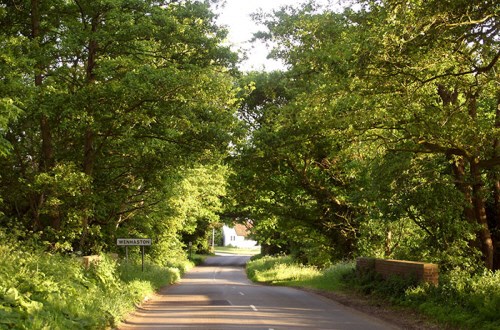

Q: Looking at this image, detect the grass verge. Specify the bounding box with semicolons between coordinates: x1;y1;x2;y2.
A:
246;255;352;290
215;246;261;255
188;253;208;265
246;255;500;330
0;240;193;329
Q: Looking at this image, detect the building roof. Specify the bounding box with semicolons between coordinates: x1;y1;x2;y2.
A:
234;223;250;237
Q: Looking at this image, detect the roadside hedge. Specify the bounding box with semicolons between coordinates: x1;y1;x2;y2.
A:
0;233;190;329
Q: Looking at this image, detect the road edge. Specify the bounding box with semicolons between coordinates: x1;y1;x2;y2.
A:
295;287;453;330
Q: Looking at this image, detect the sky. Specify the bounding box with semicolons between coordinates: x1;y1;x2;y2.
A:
214;0;311;71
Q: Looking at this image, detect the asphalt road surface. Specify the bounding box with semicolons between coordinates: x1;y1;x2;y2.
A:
119;254;399;330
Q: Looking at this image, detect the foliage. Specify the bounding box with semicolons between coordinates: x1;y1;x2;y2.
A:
308;262;356;291
247;255;321;284
0;0;239;255
247;254;354;291
344;267;500;329
1;0;499;325
403;269;500;329
230;0;500;270
0;97;20;157
214;246;261;255
247;254;500;329
347;0;500;269
230;69;360;267
0;2;239;326
0;231;190;330
186;254;208;266
176;164;229;254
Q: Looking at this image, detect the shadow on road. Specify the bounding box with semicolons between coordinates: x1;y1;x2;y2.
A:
119;254;398;330
201;254;252;267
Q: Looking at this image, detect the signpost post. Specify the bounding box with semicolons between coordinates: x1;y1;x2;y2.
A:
117;238;152;272
212;228;215;251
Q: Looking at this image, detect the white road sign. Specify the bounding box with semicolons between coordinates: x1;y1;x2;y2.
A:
117;238;152;246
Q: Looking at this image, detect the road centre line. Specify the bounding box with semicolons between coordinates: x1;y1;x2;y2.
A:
239;292;245;295
250;304;258;311
212;267;219;281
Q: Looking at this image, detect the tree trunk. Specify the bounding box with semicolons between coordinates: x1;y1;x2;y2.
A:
470;161;494;270
83;129;95;177
80;14;100;252
466;91;494;269
448;155;476;224
493;177;500;270
31;0;42;231
384;230;392;257
31;0;56;230
492;94;500;269
83;16;98;177
31;0;54;172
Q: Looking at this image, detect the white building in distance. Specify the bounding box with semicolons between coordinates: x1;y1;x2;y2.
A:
222;223;258;248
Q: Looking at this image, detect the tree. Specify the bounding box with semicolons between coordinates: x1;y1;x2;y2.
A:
349;0;500;269
229;68;361;266
175;164;229;253
0;0;239;254
234;0;500;269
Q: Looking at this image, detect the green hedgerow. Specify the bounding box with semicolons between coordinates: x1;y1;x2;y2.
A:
0;231;190;330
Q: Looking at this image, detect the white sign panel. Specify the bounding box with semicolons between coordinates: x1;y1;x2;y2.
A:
117;238;152;246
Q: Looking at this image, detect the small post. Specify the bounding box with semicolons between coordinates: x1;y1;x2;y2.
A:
117;238;151;271
212;228;215;250
141;246;145;272
189;241;192;259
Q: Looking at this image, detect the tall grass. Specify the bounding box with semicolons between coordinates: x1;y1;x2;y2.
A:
247;255;500;330
215;246;261;255
0;239;192;329
403;270;500;329
246;255;352;288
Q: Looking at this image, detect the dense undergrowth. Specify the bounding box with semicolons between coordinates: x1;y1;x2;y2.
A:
247;255;500;330
0;233;193;330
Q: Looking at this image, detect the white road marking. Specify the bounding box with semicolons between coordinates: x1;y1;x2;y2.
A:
212;268;220;281
239;292;245;295
250;304;258;311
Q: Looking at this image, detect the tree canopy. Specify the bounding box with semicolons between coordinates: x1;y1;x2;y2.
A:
0;0;238;256
229;0;500;270
1;0;499;272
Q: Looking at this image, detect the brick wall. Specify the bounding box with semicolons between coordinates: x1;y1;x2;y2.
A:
80;253;119;268
356;257;439;285
81;255;101;268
